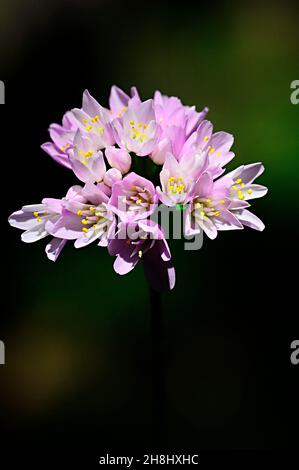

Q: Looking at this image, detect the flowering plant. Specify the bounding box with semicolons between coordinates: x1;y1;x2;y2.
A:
8;86;267;291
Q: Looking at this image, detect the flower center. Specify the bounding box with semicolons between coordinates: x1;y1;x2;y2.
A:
122;185;154;213
33;210;49;223
192;197;225;219
77;204;107;233
82;116;104;136
129;120;148;143
230;178;252;200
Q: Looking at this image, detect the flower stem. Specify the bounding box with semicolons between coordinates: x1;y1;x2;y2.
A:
149;287;165;448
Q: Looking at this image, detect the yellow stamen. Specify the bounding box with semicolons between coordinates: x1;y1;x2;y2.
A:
77;210;82;216
82;227;89;233
238;190;244;200
204;135;209;141
200;211;205;217
81;219;88;225
232;185;237;190
236;178;242;184
220;199;225;204
247;189;253;194
33;211;39;217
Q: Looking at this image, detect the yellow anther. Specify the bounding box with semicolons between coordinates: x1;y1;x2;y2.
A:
98;127;104;134
247;189;253;194
130;120;135;125
136;199;142;205
204;135;209;141
178;176;183;181
121;106;127;112
44;211;49;216
89;207;95;212
236;178;242;184
200;211;205;217
138;123;143;128
82;119;87;124
215;152;220;156
143;123;148;129
138;250;143;258
77;210;82;216
170;176;175;181
206;198;211;203
81;219;88;225
82;227;89;233
37;217;42;222
232;185;237;190
238;190;244;200
93;224;98;228
33;211;39;217
207;145;211;149
95;212;102;217
220;199;225;204
195;203;201;209
209;148;215;154
82;160;87;165
169;186;174;191
240;182;245;187
86;125;92;131
214;211;220;216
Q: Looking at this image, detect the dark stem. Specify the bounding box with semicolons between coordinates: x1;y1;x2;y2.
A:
149;287;165;449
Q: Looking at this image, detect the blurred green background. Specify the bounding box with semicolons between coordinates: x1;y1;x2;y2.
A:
1;0;299;453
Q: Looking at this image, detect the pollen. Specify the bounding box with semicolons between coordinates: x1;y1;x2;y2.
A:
238;190;244;200
200;211;205;217
33;211;39;217
232;185;237;190
247;189;253;194
77;210;82;216
82;227;89;233
81;219;88;225
220;199;225;204
86;125;92;132
204;135;209;141
209;148;215;154
214;211;220;216
89;207;95;212
236;178;242;184
130;120;135;125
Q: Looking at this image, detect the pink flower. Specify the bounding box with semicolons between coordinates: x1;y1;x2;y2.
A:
68;130;106;183
71;90;115;149
113;100;157;156
185;172;243;240
157;151;208;207
108;220;175;291
41;111;78;169
47;182;115;249
8;197;67;261
109;172;158;222
108;85;141;119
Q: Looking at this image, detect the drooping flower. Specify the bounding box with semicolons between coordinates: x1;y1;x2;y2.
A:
109;172;158;222
108;219;175;291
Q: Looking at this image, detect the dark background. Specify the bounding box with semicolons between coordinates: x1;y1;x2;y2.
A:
0;0;299;461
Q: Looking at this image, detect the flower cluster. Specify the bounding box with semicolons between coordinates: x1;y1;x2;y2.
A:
8;86;267;291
